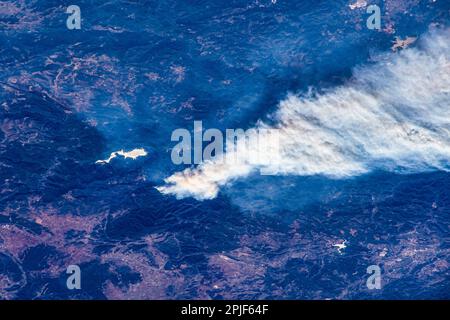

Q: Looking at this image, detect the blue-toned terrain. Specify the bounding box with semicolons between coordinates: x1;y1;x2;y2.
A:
0;0;449;299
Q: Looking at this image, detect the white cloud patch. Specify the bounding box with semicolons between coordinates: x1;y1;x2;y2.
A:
157;28;450;200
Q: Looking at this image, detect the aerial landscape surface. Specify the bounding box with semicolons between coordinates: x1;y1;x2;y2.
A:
0;0;449;299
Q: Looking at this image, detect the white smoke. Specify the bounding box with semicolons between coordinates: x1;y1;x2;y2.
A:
157;28;450;200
